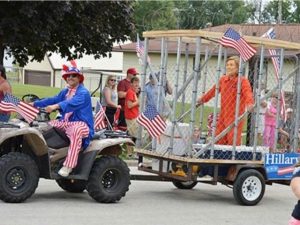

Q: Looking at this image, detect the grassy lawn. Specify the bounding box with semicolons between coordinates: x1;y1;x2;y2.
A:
8;84;62;119
173;101;213;129
11;83;62;99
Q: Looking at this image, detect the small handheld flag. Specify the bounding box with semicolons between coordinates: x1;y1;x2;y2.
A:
0;93;39;123
94;101;106;130
219;27;256;61
262;28;286;121
136;34;151;64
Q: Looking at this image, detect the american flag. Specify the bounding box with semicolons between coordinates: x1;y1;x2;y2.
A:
136;34;151;64
113;108;120;128
207;113;219;136
277;165;294;176
94;101;106;130
262;28;286;121
0;93;39;123
137;105;166;138
219;27;256;61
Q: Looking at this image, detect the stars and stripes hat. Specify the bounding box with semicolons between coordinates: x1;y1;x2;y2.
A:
62;60;84;83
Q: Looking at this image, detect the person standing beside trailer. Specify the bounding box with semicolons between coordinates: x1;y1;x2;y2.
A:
101;75;121;127
196;56;254;145
278;108;294;152
124;76;140;140
263;94;278;153
117;68;139;129
0;65;12;122
144;72;172;120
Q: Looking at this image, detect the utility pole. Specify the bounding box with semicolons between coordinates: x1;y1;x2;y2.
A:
258;0;262;24
278;0;282;24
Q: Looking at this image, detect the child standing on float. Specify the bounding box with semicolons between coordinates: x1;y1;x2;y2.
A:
263;95;278;152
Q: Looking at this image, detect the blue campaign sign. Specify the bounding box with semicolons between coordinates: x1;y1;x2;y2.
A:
264;153;300;180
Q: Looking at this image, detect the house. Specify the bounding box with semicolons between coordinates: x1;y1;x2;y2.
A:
22;51;124;92
113;24;300;104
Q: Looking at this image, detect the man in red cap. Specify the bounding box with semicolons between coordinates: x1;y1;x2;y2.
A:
117;68;138;128
33;61;94;177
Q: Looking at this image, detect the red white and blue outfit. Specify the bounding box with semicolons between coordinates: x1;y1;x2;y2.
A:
34;84;94;169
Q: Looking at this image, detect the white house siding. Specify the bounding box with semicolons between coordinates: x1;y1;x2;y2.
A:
24;51;124;89
54;70;65;89
266;58;296;93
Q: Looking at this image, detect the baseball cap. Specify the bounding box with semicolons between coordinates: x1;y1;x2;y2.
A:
286;108;293;113
127;68;138;75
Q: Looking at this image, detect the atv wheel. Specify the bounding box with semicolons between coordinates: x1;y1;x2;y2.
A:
233;169;265;206
56;179;86;193
172;181;198;189
0;152;39;203
87;156;130;203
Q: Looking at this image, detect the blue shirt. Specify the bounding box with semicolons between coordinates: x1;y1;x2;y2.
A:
34;84;94;148
145;82;159;107
145;82;171;118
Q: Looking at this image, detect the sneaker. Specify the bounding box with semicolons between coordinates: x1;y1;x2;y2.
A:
58;166;73;177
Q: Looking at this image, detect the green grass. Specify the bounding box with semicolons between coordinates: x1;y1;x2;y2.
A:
11;83;62;99
8;84;62;119
172;101;213;130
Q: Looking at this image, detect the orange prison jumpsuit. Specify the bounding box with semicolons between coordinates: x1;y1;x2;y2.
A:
201;75;254;145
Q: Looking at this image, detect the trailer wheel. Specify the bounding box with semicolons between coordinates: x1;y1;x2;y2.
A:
86;156;130;203
172;181;197;189
233;169;265;206
0;152;39;203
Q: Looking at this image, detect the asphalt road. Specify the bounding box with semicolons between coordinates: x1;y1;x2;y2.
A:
0;168;295;225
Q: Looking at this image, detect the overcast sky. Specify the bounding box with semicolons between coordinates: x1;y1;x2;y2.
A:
3;51;13;67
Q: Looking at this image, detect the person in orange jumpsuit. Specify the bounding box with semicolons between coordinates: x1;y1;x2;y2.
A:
197;56;254;145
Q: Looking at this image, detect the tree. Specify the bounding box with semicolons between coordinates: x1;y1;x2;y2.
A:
0;1;134;66
261;0;295;23
291;0;300;22
133;0;255;36
180;0;255;28
133;1;177;39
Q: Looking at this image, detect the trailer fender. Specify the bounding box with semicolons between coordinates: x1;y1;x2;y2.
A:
226;164;267;182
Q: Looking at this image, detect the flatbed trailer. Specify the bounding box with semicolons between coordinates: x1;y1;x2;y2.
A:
131;28;300;205
131;148;293;205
